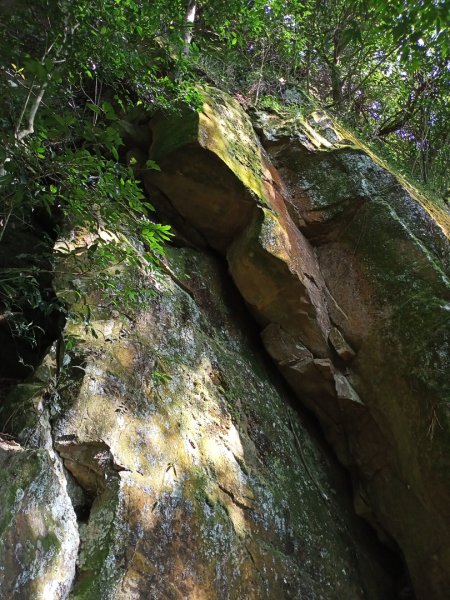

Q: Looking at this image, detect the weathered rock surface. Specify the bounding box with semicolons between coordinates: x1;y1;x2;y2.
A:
1;86;449;599
256;110;450;599
0;438;78;598
2;247;393;599
144;89;450;599
145;86;268;252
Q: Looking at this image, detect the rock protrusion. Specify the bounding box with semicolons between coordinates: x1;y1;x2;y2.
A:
0;442;79;599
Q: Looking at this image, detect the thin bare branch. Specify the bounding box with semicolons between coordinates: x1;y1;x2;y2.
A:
15;80;49;141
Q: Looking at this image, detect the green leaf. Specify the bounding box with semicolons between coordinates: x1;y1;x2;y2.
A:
102;101;117;120
145;160;161;171
24;59;47;81
87;103;101;114
0;174;13;186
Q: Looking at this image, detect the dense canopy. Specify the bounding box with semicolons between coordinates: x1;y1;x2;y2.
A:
0;0;449;342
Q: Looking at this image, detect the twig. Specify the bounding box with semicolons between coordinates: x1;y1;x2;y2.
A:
0;204;14;243
15;80;49;141
255;45;268;106
287;410;330;503
14;76;37;137
182;0;197;55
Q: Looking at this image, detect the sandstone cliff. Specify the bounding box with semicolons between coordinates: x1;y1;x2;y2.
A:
1;86;448;599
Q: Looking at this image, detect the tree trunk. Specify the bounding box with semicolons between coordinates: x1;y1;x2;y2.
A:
330;24;344;110
183;0;197;55
330;62;344;110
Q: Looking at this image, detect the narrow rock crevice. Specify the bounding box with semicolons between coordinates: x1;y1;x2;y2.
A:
52;430;126;597
161;229;411;598
135;101;419;595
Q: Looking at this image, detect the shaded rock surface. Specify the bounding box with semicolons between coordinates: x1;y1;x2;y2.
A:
0;438;78;599
257;111;450;600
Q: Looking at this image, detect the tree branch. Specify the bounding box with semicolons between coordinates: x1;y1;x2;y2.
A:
182;0;197;55
15;80;49;141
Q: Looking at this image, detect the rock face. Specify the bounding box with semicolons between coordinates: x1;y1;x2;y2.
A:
0;438;78;598
144;89;450;599
1;249;392;599
0;86;448;599
256;111;450;600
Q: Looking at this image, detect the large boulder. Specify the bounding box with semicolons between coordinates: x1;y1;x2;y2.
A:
144;86;269;252
144;89;450;598
256;109;450;599
0;438;78;598
1;243;393;599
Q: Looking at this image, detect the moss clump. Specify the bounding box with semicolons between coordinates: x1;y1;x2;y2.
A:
70;482;124;600
150;85;269;206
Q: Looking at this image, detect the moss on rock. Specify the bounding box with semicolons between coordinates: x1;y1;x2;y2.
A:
0;443;78;599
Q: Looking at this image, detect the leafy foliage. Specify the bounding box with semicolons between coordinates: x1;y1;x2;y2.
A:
0;0;184;354
0;0;449;365
192;0;450;195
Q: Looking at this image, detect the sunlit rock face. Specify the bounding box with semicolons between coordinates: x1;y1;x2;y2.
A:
61;249;396;599
144;89;450;599
1;87;448;599
1;247;392;599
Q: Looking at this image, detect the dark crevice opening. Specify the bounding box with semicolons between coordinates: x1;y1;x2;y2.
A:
61;468;98;596
0;208;66;382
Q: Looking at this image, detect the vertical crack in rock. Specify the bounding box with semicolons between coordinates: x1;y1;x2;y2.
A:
52;434;131;597
142;88;443;597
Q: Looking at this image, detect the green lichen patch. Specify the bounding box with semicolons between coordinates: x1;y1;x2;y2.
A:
0;445;78;599
150;85;269;207
45;242;394;599
70;480;125;600
255;108;450;235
